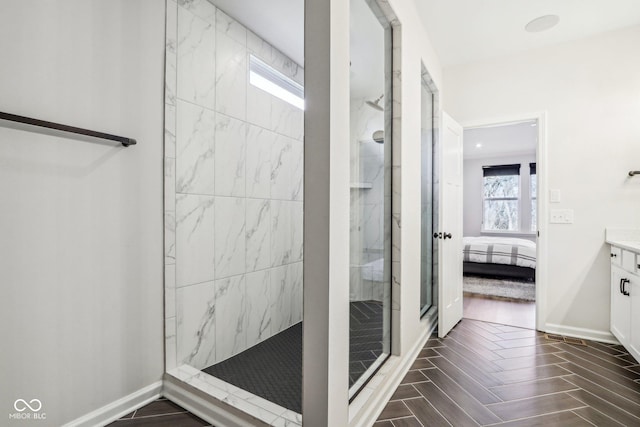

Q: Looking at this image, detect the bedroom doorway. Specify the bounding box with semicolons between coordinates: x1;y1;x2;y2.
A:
460;118;542;329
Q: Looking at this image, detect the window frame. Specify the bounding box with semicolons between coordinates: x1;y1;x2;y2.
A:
530;162;537;233
481;164;521;233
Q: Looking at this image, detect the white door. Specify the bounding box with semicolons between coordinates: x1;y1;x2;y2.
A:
438;112;464;337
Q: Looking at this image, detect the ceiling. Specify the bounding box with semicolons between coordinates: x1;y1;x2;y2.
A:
463;121;537;160
416;0;640;67
208;0;640;78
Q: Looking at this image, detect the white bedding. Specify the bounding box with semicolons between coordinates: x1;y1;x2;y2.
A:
463;236;536;269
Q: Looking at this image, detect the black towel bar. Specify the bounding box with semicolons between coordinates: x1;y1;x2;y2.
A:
0;111;136;147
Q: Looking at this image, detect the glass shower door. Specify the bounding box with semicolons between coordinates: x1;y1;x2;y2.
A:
348;0;392;396
421;65;437;315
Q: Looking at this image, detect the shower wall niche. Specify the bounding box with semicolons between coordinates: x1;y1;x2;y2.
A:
164;0;304;372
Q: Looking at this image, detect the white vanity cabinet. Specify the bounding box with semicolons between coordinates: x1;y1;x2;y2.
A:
609;245;640;362
611;264;631;344
630;273;640;360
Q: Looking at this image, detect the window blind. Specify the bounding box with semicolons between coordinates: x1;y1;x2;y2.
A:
482;164;521;177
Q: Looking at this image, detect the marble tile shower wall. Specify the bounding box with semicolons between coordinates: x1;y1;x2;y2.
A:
164;0;304;371
349;98;385;301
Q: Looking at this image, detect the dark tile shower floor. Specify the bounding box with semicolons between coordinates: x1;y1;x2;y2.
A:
203;300;384;414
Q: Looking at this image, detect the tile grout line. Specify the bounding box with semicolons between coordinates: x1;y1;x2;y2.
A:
400;396;448;427
555;350;639;384
389;415;425;427
481;407;589;427
422;374;493;425
556;342;638;370
485;388;582;407
568;388;640;423
571;409;606;427
427;361;505;404
563;373;640;416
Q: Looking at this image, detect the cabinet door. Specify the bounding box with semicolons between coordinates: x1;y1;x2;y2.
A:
611;265;631;345
628;273;640;363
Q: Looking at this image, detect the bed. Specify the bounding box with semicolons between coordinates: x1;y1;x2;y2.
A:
462;236;536;281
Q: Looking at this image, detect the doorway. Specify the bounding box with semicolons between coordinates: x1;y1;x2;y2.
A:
460;118;543;329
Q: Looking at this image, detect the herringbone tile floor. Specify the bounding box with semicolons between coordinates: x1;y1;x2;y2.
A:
375;318;640;426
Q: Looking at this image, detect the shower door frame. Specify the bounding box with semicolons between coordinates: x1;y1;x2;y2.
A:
420;63;440;320
347;0;403;401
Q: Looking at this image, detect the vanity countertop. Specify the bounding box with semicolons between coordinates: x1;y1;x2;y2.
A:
606;239;640;254
606;228;640;254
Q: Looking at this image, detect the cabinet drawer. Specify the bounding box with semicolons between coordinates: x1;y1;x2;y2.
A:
611;246;622;266
622;250;636;272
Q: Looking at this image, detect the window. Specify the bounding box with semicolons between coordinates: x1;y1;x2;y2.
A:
530;163;537;232
249;54;304;110
482;164;520;231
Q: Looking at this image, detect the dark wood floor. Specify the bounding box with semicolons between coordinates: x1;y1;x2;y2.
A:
463;294;536;330
111;318;640;427
375;318;640;426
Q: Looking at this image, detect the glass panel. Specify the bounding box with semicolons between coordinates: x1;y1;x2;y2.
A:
531;172;537;232
420;67;435;315
531;198;537;232
530;172;537;195
484;199;519;231
483;175;519;198
349;0;392;396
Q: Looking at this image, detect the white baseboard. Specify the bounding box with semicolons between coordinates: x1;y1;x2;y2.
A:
545;323;619;344
349;318;437;427
163;375;263;427
62;381;162;427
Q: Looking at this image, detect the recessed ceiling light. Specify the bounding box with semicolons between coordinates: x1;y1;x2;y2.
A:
525;15;559;33
476;143;482;148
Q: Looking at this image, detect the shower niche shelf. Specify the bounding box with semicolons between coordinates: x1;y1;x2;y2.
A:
350;182;373;189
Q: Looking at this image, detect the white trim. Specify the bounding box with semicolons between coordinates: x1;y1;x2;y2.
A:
349;320;436;427
348;353;388;400
163;376;263;427
535;112;548;332
61;381;162;427
545;323;619;344
166;366;300;426
464;148;536;161
460;111;548;332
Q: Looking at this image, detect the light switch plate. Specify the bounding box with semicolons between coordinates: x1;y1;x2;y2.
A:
550;189;561;203
550;209;574;224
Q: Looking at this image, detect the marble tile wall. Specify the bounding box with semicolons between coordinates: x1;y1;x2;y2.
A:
165;0;304;372
349;98;387;301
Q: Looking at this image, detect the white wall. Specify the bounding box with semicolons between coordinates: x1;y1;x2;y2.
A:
0;1;165;425
463;153;536;239
445;25;640;338
390;0;443;358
